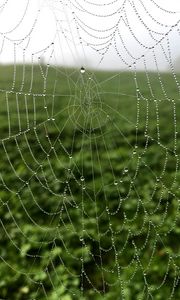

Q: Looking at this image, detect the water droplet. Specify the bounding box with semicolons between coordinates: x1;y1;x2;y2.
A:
114;180;118;186
80;67;85;74
133;150;136;155
80;176;85;182
124;168;128;173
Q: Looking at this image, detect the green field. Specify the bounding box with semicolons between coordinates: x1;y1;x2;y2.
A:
0;65;179;299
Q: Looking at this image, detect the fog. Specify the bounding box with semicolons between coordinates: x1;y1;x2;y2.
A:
0;0;180;71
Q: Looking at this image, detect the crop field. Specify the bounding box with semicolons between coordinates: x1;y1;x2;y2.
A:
0;65;179;299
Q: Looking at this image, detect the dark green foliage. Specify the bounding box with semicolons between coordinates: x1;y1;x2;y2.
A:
0;65;179;299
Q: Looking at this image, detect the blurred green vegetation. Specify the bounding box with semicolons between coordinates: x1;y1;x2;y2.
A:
0;65;179;299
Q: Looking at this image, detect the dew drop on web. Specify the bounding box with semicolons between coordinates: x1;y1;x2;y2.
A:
80;176;85;182
80;67;85;74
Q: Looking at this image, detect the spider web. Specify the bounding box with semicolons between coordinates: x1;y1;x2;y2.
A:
0;0;180;299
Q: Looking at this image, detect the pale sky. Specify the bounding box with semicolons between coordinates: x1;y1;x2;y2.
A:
0;0;180;70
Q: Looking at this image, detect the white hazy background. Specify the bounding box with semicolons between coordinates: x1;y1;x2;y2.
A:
0;0;180;71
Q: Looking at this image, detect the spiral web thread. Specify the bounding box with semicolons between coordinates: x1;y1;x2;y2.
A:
0;0;180;299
